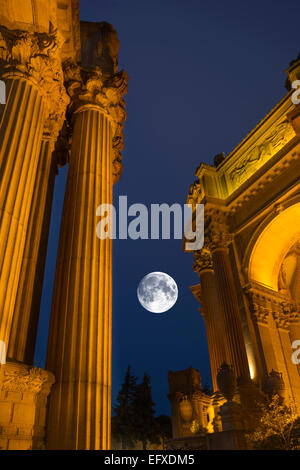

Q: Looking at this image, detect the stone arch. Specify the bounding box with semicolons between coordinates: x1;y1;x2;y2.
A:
245;198;300;291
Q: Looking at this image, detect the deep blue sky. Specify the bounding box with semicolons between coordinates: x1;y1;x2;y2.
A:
35;0;300;415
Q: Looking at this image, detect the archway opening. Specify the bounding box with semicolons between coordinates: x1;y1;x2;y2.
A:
248;203;300;291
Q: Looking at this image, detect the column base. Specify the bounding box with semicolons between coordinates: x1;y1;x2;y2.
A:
0;362;54;450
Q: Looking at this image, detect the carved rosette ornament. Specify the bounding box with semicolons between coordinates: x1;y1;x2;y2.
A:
0;25;69;139
63;59;128;183
204;208;233;252
193;247;213;274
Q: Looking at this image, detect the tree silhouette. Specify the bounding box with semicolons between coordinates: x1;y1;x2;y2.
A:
112;365;137;449
155;414;172;449
132;373;159;450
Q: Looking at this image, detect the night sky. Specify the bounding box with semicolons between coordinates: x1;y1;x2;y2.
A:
35;0;300;415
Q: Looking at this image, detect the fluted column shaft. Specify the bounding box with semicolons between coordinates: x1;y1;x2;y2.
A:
8;137;57;363
0;78;46;351
46;106;113;450
199;268;228;390
212;247;250;380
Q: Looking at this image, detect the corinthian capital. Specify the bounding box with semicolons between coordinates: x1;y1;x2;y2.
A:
0;25;69;138
204;208;232;252
1;364;55;395
193;247;213;274
63;59;128;183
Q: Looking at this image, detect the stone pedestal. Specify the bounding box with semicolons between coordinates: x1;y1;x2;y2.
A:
219;400;244;432
0;362;54;450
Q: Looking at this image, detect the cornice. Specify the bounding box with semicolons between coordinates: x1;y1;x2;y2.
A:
187;93;299;208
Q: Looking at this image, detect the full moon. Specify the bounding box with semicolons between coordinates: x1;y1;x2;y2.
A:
137;272;178;314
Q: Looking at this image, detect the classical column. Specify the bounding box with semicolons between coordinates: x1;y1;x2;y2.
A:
206;209;250;380
7;135;61;364
46;58;128;449
193;248;228;391
0;26;67;354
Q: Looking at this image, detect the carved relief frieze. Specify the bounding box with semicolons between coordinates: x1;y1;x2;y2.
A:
228;121;295;189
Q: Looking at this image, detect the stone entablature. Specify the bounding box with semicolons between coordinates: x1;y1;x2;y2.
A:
244;281;300;328
188;92;299;206
0;1;80;61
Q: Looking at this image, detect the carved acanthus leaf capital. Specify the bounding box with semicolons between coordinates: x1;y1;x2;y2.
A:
244;286;270;325
193;248;213;274
63;60;128;182
1;366;55;395
272;305;290;330
204;209;232;251
252;303;270;325
0;26;69;137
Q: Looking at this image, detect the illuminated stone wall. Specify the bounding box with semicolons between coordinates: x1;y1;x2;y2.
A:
172;55;300;448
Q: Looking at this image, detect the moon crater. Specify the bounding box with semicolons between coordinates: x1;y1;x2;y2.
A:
137;272;178;313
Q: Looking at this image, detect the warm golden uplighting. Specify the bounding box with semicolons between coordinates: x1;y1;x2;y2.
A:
248;203;300;291
249;362;255;380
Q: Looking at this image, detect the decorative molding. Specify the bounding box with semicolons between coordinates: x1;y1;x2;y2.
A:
193;248;213;274
1;365;55;394
0;25;69;138
187;179;203;205
228;150;300;214
244;282;300;328
63;59;128;183
228;121;295;189
204;208;233;251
